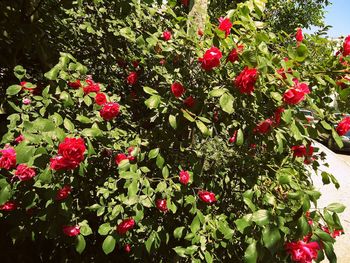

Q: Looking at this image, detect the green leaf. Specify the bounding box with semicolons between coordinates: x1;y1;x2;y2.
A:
145;231;155;253
162;166;169;178
173;226;185;239
148;148;159;159
326;203;346;213
77;115;92;124
196;120;210;136
262;226;281;250
252;210;270;226
295;43;309;62
143;86;158;95
236;129;244;146
64;118;75;131
282;109;292;124
244;240;258;263
209;88;226;97
0;185;11;204
6;85;22;96
219;93;234;114
173;246;186;257
181;109;195;122
44;67;60;80
315;229;334;243
102;235;116;255
120;27;136;42
321;121;332;130
79;224;93;236
33;118;56;132
145;95;161;109
98;223;112;235
169;115;177;129
156;154;165;168
190;215;201;233
76;235;86;254
235;214;252;233
204;251;213;263
332;129;344;148
14;65;26;80
16;143;36;164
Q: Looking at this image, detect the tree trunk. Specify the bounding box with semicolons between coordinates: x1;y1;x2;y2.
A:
187;0;209;34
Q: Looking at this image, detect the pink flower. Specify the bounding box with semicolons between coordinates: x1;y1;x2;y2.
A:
296;28;303;42
183;96;195;108
155;199;168;212
285;240;320;263
254;119;273;134
198;47;222;71
83;79;100;94
283;79;310;105
100;102;120;121
0;147;16;170
342;35;350;57
117;218;135;235
198;190;217;204
56;185;72;201
50;155;80;170
22;98;31;105
234;67;258;94
162;30;172;41
171;82;185;97
115;153;128;165
336;117;350;136
14;164;36;181
218;17;232;37
127;71;138;85
63;225;80;237
95;93;107;105
124;243;131;253
0;201;17;211
68;80;81;89
227;45;244;63
179;170;190;185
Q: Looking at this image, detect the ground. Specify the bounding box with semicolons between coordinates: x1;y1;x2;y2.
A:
312;142;350;263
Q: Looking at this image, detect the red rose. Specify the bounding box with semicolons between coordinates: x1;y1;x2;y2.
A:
336;117;350;136
283;79;310;105
95;93;107;105
56;185;72;201
179;170;190;185
183;96;195;108
14;134;25;144
218;17;232;37
171;82;185;97
124;243;131;253
50;155;79;170
198;47;222;71
343;35;350;57
162;30;172;41
197;28;204;36
155;199;168;212
254;119;273;134
0;201;17;211
58;138;86;163
117;218;135;235
229;130;238;143
14;164;36;181
132;60;139;68
63;225;80;237
68;80;81;89
295;28;303;42
83;79;100;94
273;107;285;126
0;147;16;170
100;102;120;121
227;45;244;63
291;145;313;157
127;147;138;162
115;153;128;165
285;240;319;263
20;81;36;93
234;67;258;94
198;190;217;204
181;0;189;6
127;71;138;85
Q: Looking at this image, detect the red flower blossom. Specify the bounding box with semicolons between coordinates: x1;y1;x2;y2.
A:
0;147;16;170
117;218;135;235
291;145;314;158
58;138;86;163
181;0;189;6
95;93;107;105
218;17;232;37
171;82;185;97
56;185;72;201
0;201;17;211
227;45;244;63
115;153;128;165
179;170;190;185
234;67;258;94
229;130;238;143
283;79;310;105
183;96;195;108
285;240;320;263
336;117;350;136
273;107;285;126
197;28;204;36
124;243;131;253
68;80;81;89
14;164;36;181
63;225;80;237
127;71;138;85
296;28;303;42
198;47;222;71
100;102;120;121
254;119;273;134
155;199;168;212
83;79;100;94
50;155;80;170
198;190;217;204
14;134;25;144
162;30;172;41
132;60;139;68
342;35;350;57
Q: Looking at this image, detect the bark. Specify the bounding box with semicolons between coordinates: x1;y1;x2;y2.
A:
187;0;209;34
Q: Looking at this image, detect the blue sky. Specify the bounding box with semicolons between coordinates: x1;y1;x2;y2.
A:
309;0;350;37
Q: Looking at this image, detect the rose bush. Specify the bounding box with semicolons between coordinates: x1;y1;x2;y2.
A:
1;0;349;262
